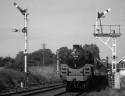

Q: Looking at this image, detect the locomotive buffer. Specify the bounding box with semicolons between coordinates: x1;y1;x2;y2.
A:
93;8;121;89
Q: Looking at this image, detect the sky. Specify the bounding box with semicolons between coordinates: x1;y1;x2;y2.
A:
0;0;125;62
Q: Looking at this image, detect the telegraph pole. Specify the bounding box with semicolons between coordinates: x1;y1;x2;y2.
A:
42;43;46;65
13;2;29;87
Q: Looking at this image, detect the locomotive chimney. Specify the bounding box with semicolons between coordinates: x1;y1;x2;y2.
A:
73;45;80;50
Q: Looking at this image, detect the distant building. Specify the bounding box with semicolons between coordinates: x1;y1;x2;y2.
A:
118;58;125;76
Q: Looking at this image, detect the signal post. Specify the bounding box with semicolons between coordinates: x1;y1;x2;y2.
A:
13;2;29;88
93;8;121;89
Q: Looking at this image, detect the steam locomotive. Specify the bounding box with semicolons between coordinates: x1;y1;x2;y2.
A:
58;45;108;91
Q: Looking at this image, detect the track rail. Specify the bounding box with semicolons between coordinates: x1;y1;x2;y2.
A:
54;91;88;96
0;82;65;96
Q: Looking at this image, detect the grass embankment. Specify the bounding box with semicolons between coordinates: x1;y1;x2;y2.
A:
0;64;61;92
29;65;61;83
0;67;25;91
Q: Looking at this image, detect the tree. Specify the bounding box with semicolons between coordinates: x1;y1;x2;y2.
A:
58;47;72;64
3;56;15;68
0;57;4;67
15;51;24;71
83;44;100;59
28;49;56;66
0;56;15;68
40;49;55;65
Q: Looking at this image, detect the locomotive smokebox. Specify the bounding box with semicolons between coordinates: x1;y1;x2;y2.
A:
73;45;80;50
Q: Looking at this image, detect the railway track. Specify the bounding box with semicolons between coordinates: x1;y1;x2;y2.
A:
25;88;88;96
0;82;89;96
54;91;88;96
0;82;65;96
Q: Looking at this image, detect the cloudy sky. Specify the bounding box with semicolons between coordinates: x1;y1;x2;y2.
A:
0;0;125;61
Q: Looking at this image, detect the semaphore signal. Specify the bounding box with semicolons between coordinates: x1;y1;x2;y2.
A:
93;8;121;89
13;2;29;88
13;2;27;15
97;8;111;19
95;8;112;33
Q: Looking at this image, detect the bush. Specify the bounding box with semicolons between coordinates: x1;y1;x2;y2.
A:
29;65;61;83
